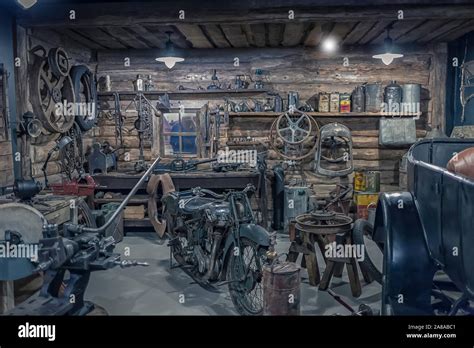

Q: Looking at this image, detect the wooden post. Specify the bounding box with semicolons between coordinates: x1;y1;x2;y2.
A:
428;43;448;134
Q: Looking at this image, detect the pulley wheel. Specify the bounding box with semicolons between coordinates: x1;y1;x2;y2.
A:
48;47;71;78
276;110;312;145
30;56;75;133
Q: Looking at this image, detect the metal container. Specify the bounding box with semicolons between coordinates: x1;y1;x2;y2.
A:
330;92;340;113
287;91;299;111
365;171;381;192
318;92;330;112
274;94;283;112
133;75;144;92
352;85;365;112
365;83;383;113
354;171;366;192
284;186;308;231
340;93;351;113
384;80;402;112
263;262;301;315
367;202;377;226
98;75;112;92
401;83;421;114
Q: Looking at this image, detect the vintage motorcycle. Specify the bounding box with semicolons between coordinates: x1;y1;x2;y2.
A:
162;184;270;315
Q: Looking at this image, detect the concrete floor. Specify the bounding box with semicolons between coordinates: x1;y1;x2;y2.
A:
86;232;382;315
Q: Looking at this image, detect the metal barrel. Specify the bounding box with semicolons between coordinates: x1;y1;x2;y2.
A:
365;171;380;192
401;83;421;113
365;83;383;113
263;262;301;315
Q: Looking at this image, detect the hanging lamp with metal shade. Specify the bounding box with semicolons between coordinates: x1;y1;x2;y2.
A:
155;31;184;69
372;27;404;65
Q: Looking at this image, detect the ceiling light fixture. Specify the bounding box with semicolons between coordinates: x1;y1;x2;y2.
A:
372;27;404;65
16;0;38;9
321;36;338;53
155;31;184;69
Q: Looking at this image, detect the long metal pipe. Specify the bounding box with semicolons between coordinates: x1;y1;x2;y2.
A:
67;156;161;234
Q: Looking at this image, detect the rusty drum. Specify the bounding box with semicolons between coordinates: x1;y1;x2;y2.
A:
263;262;301;315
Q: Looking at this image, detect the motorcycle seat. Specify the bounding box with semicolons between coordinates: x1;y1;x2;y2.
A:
181;197;219;214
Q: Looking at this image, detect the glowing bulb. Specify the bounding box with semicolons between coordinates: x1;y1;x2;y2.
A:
372;52;404;65
322;37;338;53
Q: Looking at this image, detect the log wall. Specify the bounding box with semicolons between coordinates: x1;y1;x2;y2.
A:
95;45;445;195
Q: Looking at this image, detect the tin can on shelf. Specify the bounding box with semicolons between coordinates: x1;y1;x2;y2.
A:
318;92;330;112
330;93;340;113
352;85;365;112
340;93;351;113
354;192;379;220
354;171;366;192
365;171;381;192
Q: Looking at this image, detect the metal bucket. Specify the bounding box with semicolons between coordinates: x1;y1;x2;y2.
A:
263;262;301;315
365;83;383;113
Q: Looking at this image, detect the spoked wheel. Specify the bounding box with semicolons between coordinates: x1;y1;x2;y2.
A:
227;238;267;315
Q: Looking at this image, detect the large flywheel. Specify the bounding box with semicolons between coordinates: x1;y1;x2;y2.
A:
29;47;75;134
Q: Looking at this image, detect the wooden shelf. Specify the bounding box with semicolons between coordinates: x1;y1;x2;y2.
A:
225;111;422;118
98;89;268;101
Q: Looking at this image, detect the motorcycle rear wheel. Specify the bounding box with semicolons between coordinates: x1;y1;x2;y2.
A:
227;238;267;315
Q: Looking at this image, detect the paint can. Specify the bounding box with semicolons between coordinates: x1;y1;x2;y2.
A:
318;92;330;112
263;262;301;315
365;83;383;113
365;171;380;192
352;85;365;112
330;92;340;113
340;93;351;113
354;171;366;192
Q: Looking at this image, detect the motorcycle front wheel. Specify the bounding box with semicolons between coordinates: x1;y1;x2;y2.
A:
227;238;267;315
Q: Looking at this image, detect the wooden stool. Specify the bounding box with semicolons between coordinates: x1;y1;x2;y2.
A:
319;232;374;298
287;222;327;286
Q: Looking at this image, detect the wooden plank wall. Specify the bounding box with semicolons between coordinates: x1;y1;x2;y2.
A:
22;28;95;182
95;45;444;196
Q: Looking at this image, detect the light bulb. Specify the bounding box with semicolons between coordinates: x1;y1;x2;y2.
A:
322;37;338;53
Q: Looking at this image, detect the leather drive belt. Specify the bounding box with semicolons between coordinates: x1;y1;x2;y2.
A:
147;173;176;237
